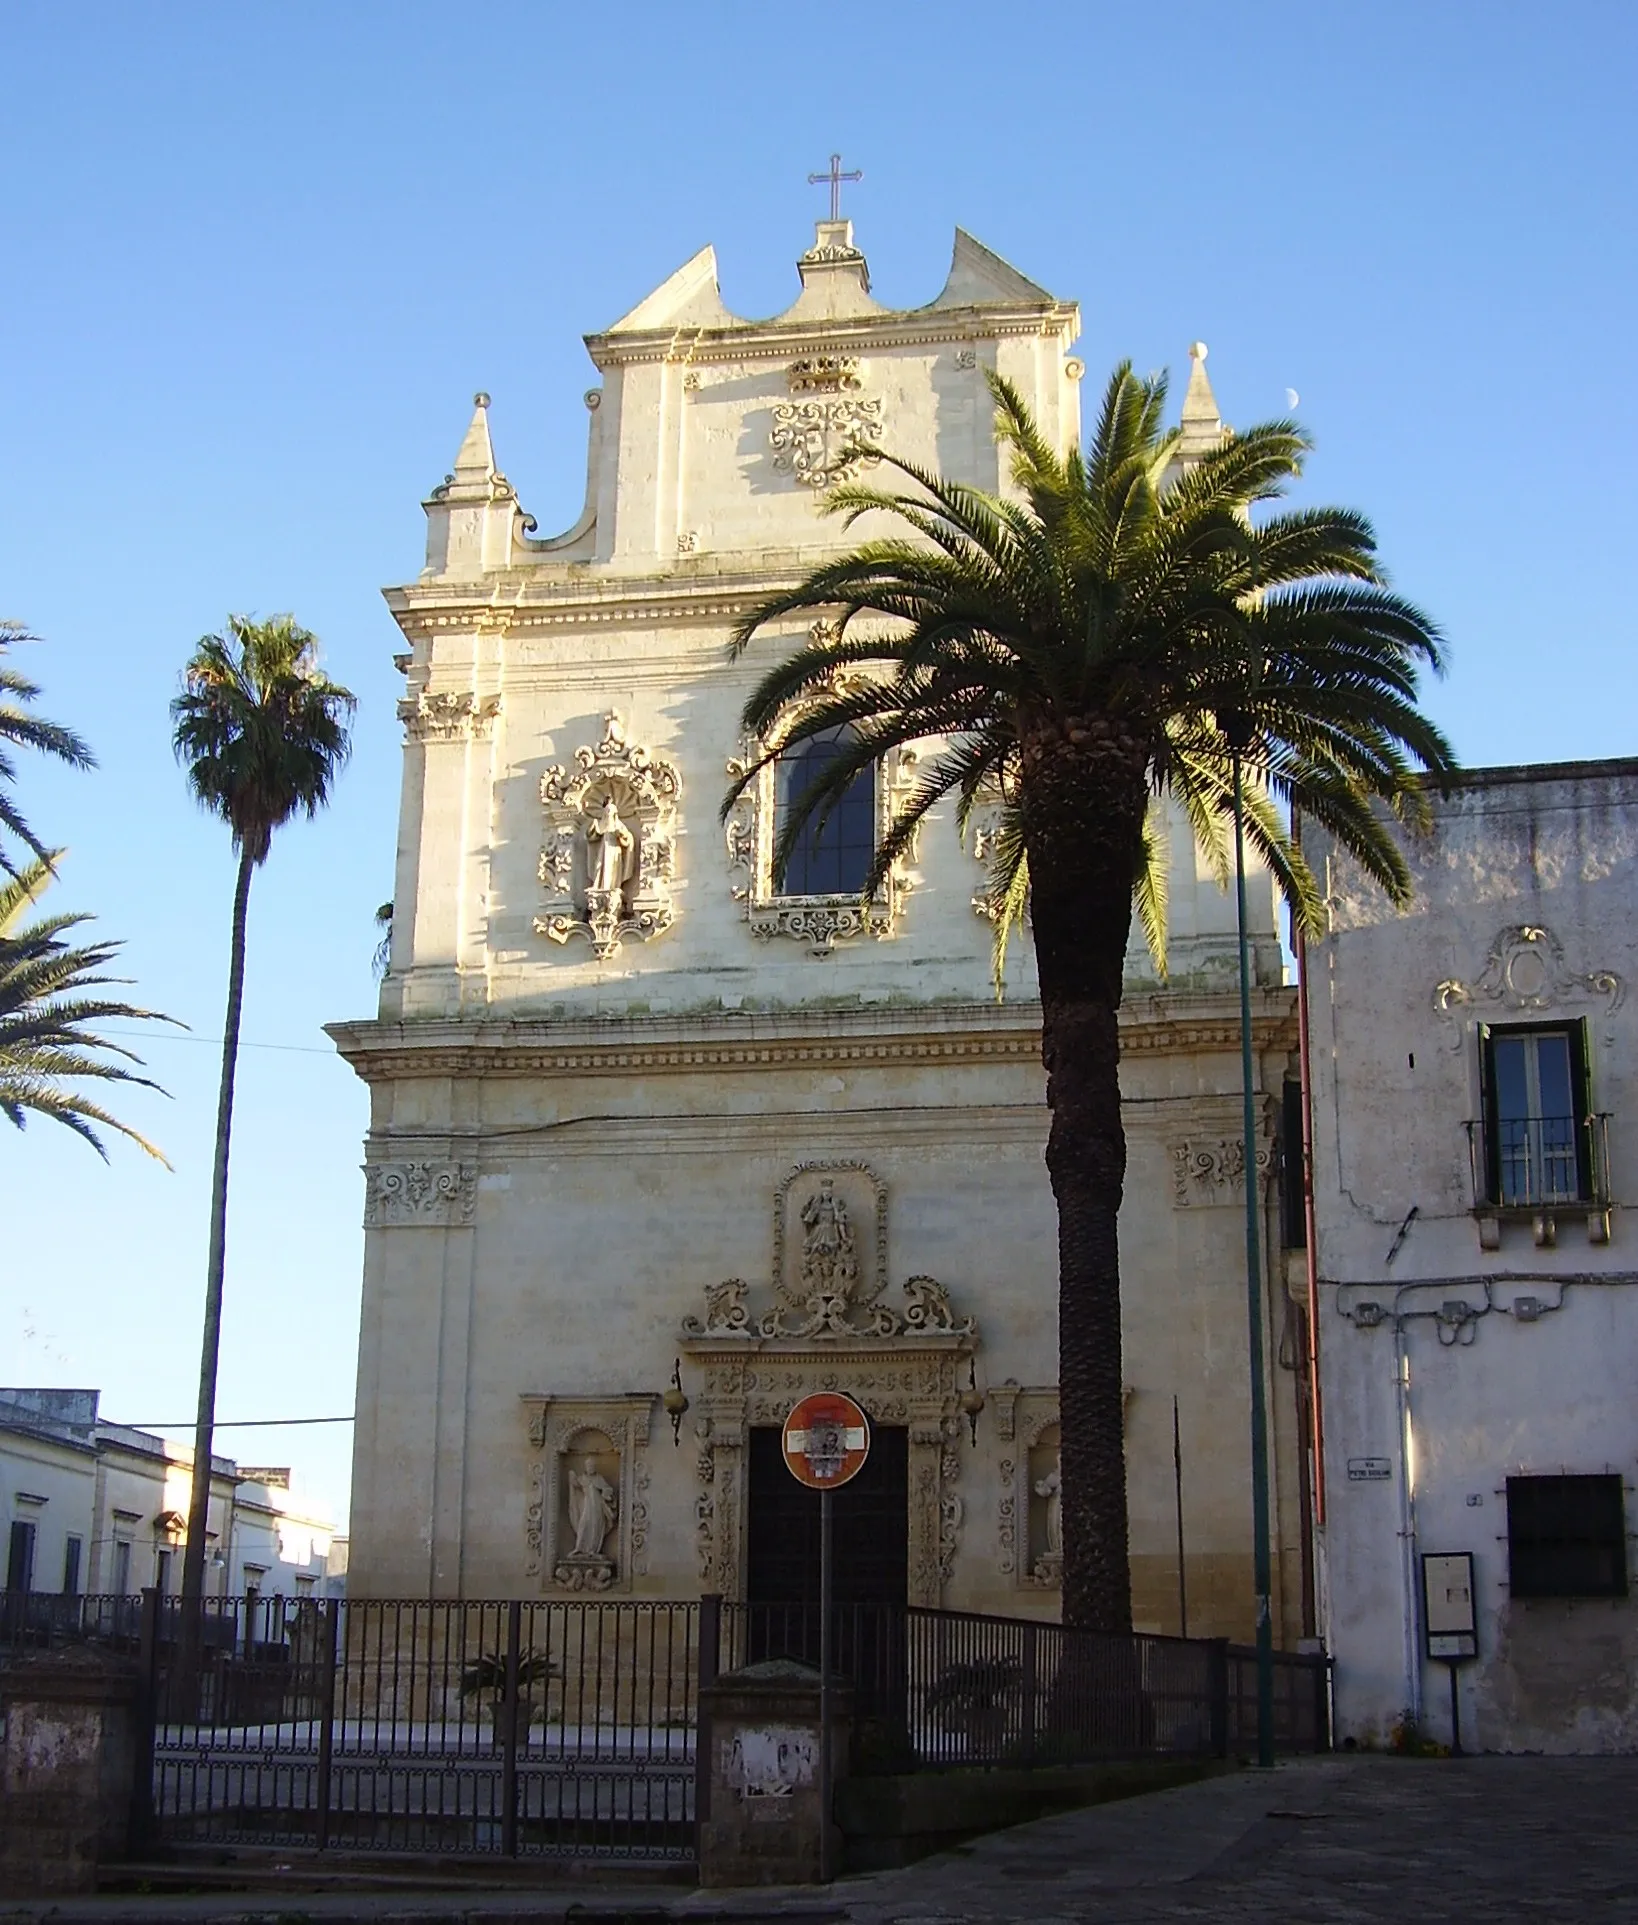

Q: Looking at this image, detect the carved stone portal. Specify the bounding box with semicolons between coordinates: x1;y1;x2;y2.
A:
678;1159;977;1606
536;713;680;960
681;1346;972;1608
520;1395;653;1593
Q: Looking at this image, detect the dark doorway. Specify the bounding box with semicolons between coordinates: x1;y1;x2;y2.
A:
744;1424;908;1719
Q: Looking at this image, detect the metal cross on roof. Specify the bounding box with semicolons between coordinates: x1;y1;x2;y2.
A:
808;153;862;222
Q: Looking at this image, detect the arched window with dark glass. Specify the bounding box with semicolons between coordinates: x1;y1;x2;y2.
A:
776;725;875;896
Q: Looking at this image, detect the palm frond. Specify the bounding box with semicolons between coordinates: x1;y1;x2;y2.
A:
0;854;177;1162
0;623;96;873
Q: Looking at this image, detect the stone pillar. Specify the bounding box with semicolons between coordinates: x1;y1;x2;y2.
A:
0;1645;142;1897
697;1658;852;1888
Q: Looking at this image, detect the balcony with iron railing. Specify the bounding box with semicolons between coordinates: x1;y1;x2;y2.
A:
1464;1112;1612;1248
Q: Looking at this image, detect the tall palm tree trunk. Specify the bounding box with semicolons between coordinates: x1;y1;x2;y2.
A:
181;846;254;1611
1020;717;1150;1634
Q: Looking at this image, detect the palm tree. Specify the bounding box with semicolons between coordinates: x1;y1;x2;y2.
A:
0;854;175;1160
171;615;355;1609
1;622;95;874
726;365;1455;1632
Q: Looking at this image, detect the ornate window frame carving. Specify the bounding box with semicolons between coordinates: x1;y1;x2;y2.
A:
519;1394;654;1594
535;712;681;961
724;674;916;955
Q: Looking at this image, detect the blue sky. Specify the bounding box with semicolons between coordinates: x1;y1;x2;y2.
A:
3;2;1632;1524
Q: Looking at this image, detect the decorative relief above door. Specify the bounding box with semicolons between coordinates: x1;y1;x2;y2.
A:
535;713;680;960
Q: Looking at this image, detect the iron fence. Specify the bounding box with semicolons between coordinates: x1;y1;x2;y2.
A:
0;1589;144;1652
137;1594;698;1861
1;1589;1328;1863
719;1601;1330;1770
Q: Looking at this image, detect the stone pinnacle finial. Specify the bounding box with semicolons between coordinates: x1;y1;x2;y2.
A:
452;392;497;480
1178;339;1224;456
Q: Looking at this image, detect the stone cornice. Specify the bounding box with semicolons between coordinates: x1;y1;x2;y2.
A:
326;990;1297;1084
383;570;808;639
582;301;1080;372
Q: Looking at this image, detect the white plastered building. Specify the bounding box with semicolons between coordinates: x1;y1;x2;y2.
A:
1307;758;1638;1750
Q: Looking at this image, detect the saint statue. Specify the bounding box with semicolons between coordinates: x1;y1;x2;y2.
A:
1035;1456;1063;1558
568;1455;617;1559
800;1177;858;1296
586;795;635;911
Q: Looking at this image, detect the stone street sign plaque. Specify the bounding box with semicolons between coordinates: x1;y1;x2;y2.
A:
1347;1456;1392;1482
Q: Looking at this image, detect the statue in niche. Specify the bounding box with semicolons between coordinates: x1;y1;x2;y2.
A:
1032;1449;1063;1587
585;794;636;915
1035;1456;1062;1558
569;1455;617;1556
800;1178;859;1297
555;1448;619;1590
536;714;681;960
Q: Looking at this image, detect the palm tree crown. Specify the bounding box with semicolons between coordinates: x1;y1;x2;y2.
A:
172;615;357;862
0;622;95;875
728;364;1456;1632
0;854;176;1161
730;367;1453;960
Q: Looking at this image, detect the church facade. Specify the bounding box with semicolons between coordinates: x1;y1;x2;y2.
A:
330;217;1310;1641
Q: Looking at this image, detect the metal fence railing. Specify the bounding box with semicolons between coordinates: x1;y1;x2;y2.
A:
0;1589;144;1652
717;1601;1330;1770
1;1589;1329;1861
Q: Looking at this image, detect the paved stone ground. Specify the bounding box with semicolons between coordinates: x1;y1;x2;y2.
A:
6;1755;1638;1922
823;1754;1638;1923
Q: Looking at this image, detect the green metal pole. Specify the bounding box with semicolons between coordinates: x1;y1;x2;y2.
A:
1232;746;1276;1769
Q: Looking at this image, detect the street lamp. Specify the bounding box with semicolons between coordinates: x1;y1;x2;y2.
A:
1224;707;1276;1770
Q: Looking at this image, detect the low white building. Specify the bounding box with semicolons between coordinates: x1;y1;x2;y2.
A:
0;1389;342;1627
1307;758;1638;1751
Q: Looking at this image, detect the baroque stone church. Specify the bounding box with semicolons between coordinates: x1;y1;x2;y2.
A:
329;210;1308;1640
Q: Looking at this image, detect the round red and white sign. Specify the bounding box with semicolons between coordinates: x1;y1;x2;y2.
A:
781;1392;871;1490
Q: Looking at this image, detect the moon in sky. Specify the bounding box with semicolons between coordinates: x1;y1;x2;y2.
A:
1284;387;1301;410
